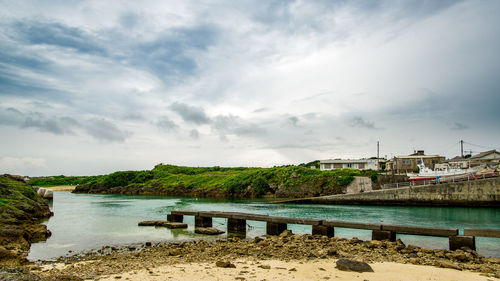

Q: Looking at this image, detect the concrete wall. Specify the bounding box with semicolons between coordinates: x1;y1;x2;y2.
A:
346;176;372;194
305;177;500;207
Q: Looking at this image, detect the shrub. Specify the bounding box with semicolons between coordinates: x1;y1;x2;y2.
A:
251;176;270;195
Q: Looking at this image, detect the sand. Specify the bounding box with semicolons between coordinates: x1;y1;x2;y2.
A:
97;259;494;281
45;185;76;191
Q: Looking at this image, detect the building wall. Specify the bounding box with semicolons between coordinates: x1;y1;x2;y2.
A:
390;156;445;173
320;161;378;171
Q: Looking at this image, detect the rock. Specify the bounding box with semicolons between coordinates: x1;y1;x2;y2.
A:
145;242;152;247
258;265;271;269
369;240;383;247
253;236;263;243
480;265;495;274
168;249;181;256
37;188;46;197
216;260;236;268
447;251;468;261
42;189;54;199
335;259;374;273
327;248;338;256
279;230;293;238
409;258;420;265
435;260;462;271
405;245;420;252
487;257;500;264
195;227;225;235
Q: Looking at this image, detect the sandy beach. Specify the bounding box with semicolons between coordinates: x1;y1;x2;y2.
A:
45;185;76;191
32;233;500;281
53;259;494;281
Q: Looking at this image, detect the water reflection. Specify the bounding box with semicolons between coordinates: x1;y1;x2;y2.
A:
28;192;500;261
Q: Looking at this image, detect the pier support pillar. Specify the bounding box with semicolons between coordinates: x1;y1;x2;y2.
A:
449;235;476;251
167;214;184;223
195;216;213;227
266;222;287;235
312;225;335;237
372;230;396;241
228;218;246;233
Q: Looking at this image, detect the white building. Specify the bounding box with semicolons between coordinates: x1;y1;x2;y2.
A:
319;159;379;171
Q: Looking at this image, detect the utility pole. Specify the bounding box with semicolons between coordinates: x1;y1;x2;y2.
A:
460;140;464;158
377;141;380;170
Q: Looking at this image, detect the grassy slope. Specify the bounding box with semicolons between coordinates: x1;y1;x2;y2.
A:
30;164;378;197
0;176;50;223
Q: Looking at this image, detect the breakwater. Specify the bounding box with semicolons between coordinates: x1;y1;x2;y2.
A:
279;177;500;207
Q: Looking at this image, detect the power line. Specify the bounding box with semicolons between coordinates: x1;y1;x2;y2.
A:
463;141;499;151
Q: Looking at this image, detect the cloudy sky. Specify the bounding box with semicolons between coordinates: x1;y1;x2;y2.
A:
1;0;499;176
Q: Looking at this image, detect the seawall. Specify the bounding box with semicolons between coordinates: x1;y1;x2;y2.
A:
281;177;500;207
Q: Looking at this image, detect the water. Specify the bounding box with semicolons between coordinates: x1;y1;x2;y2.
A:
28;192;500;260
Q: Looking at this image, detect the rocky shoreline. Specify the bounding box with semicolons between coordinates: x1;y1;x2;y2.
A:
0;175;53;267
29;231;500;280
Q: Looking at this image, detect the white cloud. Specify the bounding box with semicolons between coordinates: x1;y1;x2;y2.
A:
0;0;499;175
0;156;48;175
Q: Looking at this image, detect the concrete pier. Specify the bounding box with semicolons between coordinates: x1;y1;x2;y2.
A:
164;210;500;251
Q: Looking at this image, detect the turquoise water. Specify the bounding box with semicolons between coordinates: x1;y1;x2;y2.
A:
28;192;500;260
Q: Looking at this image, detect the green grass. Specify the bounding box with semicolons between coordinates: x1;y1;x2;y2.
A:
55;163;380;196
28;162;380;196
0;176;49;221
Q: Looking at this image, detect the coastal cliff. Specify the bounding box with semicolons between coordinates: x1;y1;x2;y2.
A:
0;175;52;266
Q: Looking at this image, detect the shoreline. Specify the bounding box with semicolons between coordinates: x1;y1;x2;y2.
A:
45;185;76;191
31;232;500;280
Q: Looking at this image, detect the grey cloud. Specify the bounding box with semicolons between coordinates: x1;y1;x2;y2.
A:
0;107;24;126
349;116;376;129
189;129;199;139
85;118;128;142
12;21;105;55
156;116;178;132
451;122;468;131
131;25;218;82
253;107;270;113
169;102;210;125
21;113;79;135
212;115;239;133
233;124;266;136
122;113;145;121
287;116;299;127
212;114;266;137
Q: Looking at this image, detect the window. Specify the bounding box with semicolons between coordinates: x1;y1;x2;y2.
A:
402;160;410;166
324;163;332;169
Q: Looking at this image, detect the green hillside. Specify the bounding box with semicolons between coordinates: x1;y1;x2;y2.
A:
31;164;379;198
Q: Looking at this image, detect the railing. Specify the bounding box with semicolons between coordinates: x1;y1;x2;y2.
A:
382;172;498;189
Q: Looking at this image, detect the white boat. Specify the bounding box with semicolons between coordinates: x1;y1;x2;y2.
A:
407;161;475;182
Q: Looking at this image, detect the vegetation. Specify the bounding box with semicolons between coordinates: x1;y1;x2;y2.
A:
28;163;380;197
28;175;99;187
0;175;51;224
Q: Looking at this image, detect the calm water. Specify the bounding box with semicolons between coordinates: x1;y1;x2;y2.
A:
28;192;500;260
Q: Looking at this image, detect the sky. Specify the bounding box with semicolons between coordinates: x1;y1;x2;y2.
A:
1;0;499;176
